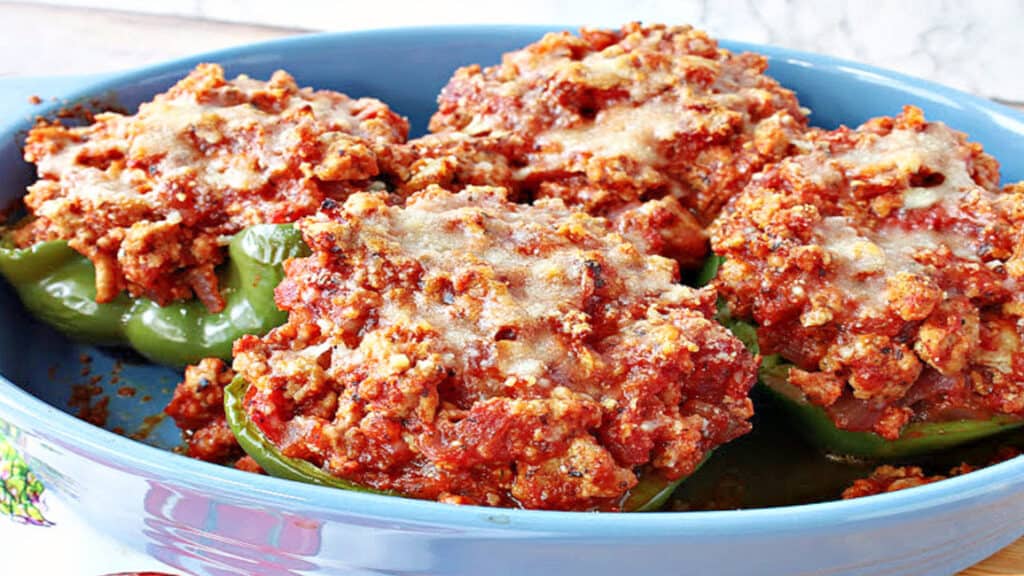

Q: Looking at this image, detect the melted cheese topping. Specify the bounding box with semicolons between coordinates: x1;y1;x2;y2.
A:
711;106;1023;436
819;218;980;315
19;63;408;305
838;125;983;212
320;187;686;390
233;185;757;509
812;124;1001;317
530;100;681;168
430;23;808;227
34;72;379;202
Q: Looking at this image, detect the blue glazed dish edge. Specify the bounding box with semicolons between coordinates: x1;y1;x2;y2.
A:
0;25;1021;575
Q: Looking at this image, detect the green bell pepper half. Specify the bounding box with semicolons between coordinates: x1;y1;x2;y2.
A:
225;376;698;510
699;253;1024;459
224;376;393;495
0;224;308;367
621;455;710;512
759;356;1024;459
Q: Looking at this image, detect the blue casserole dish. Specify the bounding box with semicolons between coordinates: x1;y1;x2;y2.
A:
0;26;1022;576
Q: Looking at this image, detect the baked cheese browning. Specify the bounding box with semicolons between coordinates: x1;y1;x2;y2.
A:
382;132;517;198
232;186;757;510
14;63;409;310
381;134;709;266
711;106;1024;439
428;23;808;266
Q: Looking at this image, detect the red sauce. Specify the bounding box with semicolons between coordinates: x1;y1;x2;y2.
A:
164;358;241;463
232;186;757;510
14;63;408;310
428;23;808;267
712;106;1024;439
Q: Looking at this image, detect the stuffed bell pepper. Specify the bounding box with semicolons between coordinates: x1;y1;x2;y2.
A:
424;23;810;269
707;106;1024;459
168;186;759;511
0;63;408;366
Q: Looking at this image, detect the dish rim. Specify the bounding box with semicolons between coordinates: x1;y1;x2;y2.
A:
1;24;1023;535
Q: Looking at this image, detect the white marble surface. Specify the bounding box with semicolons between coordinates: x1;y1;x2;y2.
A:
8;0;1024;102
0;3;289;78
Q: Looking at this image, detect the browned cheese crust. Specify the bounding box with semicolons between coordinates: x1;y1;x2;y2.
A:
712;106;1024;439
383;132;517;198
14;63;409;310
232;186;757;510
427;23;808;266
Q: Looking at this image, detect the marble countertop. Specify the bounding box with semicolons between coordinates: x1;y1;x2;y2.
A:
4;2;1022;106
0;4;1021;575
5;0;1024;105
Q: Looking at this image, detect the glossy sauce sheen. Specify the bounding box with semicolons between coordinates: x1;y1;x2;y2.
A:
232;186;757;510
711;106;1024;439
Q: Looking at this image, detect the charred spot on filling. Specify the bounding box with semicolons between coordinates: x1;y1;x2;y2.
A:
231;185;757;510
711;105;1024;440
425;23;809;267
13;63;409;310
584;259;606;289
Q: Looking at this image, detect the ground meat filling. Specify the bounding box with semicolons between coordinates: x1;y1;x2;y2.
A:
428;23;808;266
232;185;756;510
712;106;1024;440
842;447;1021;499
841;465;946;499
14;63;409;310
164;358;253;470
382;132;517;198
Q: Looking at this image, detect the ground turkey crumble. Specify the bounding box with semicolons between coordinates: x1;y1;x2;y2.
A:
228;185;757;510
13;63;408;310
711;106;1024;440
164;357;262;473
842;447;1021;499
426;22;808;267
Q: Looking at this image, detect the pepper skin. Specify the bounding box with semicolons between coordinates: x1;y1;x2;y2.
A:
700;255;1024;459
224;376;391;495
0;224;307;367
620;456;711;512
225;376;696;511
759;357;1024;460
